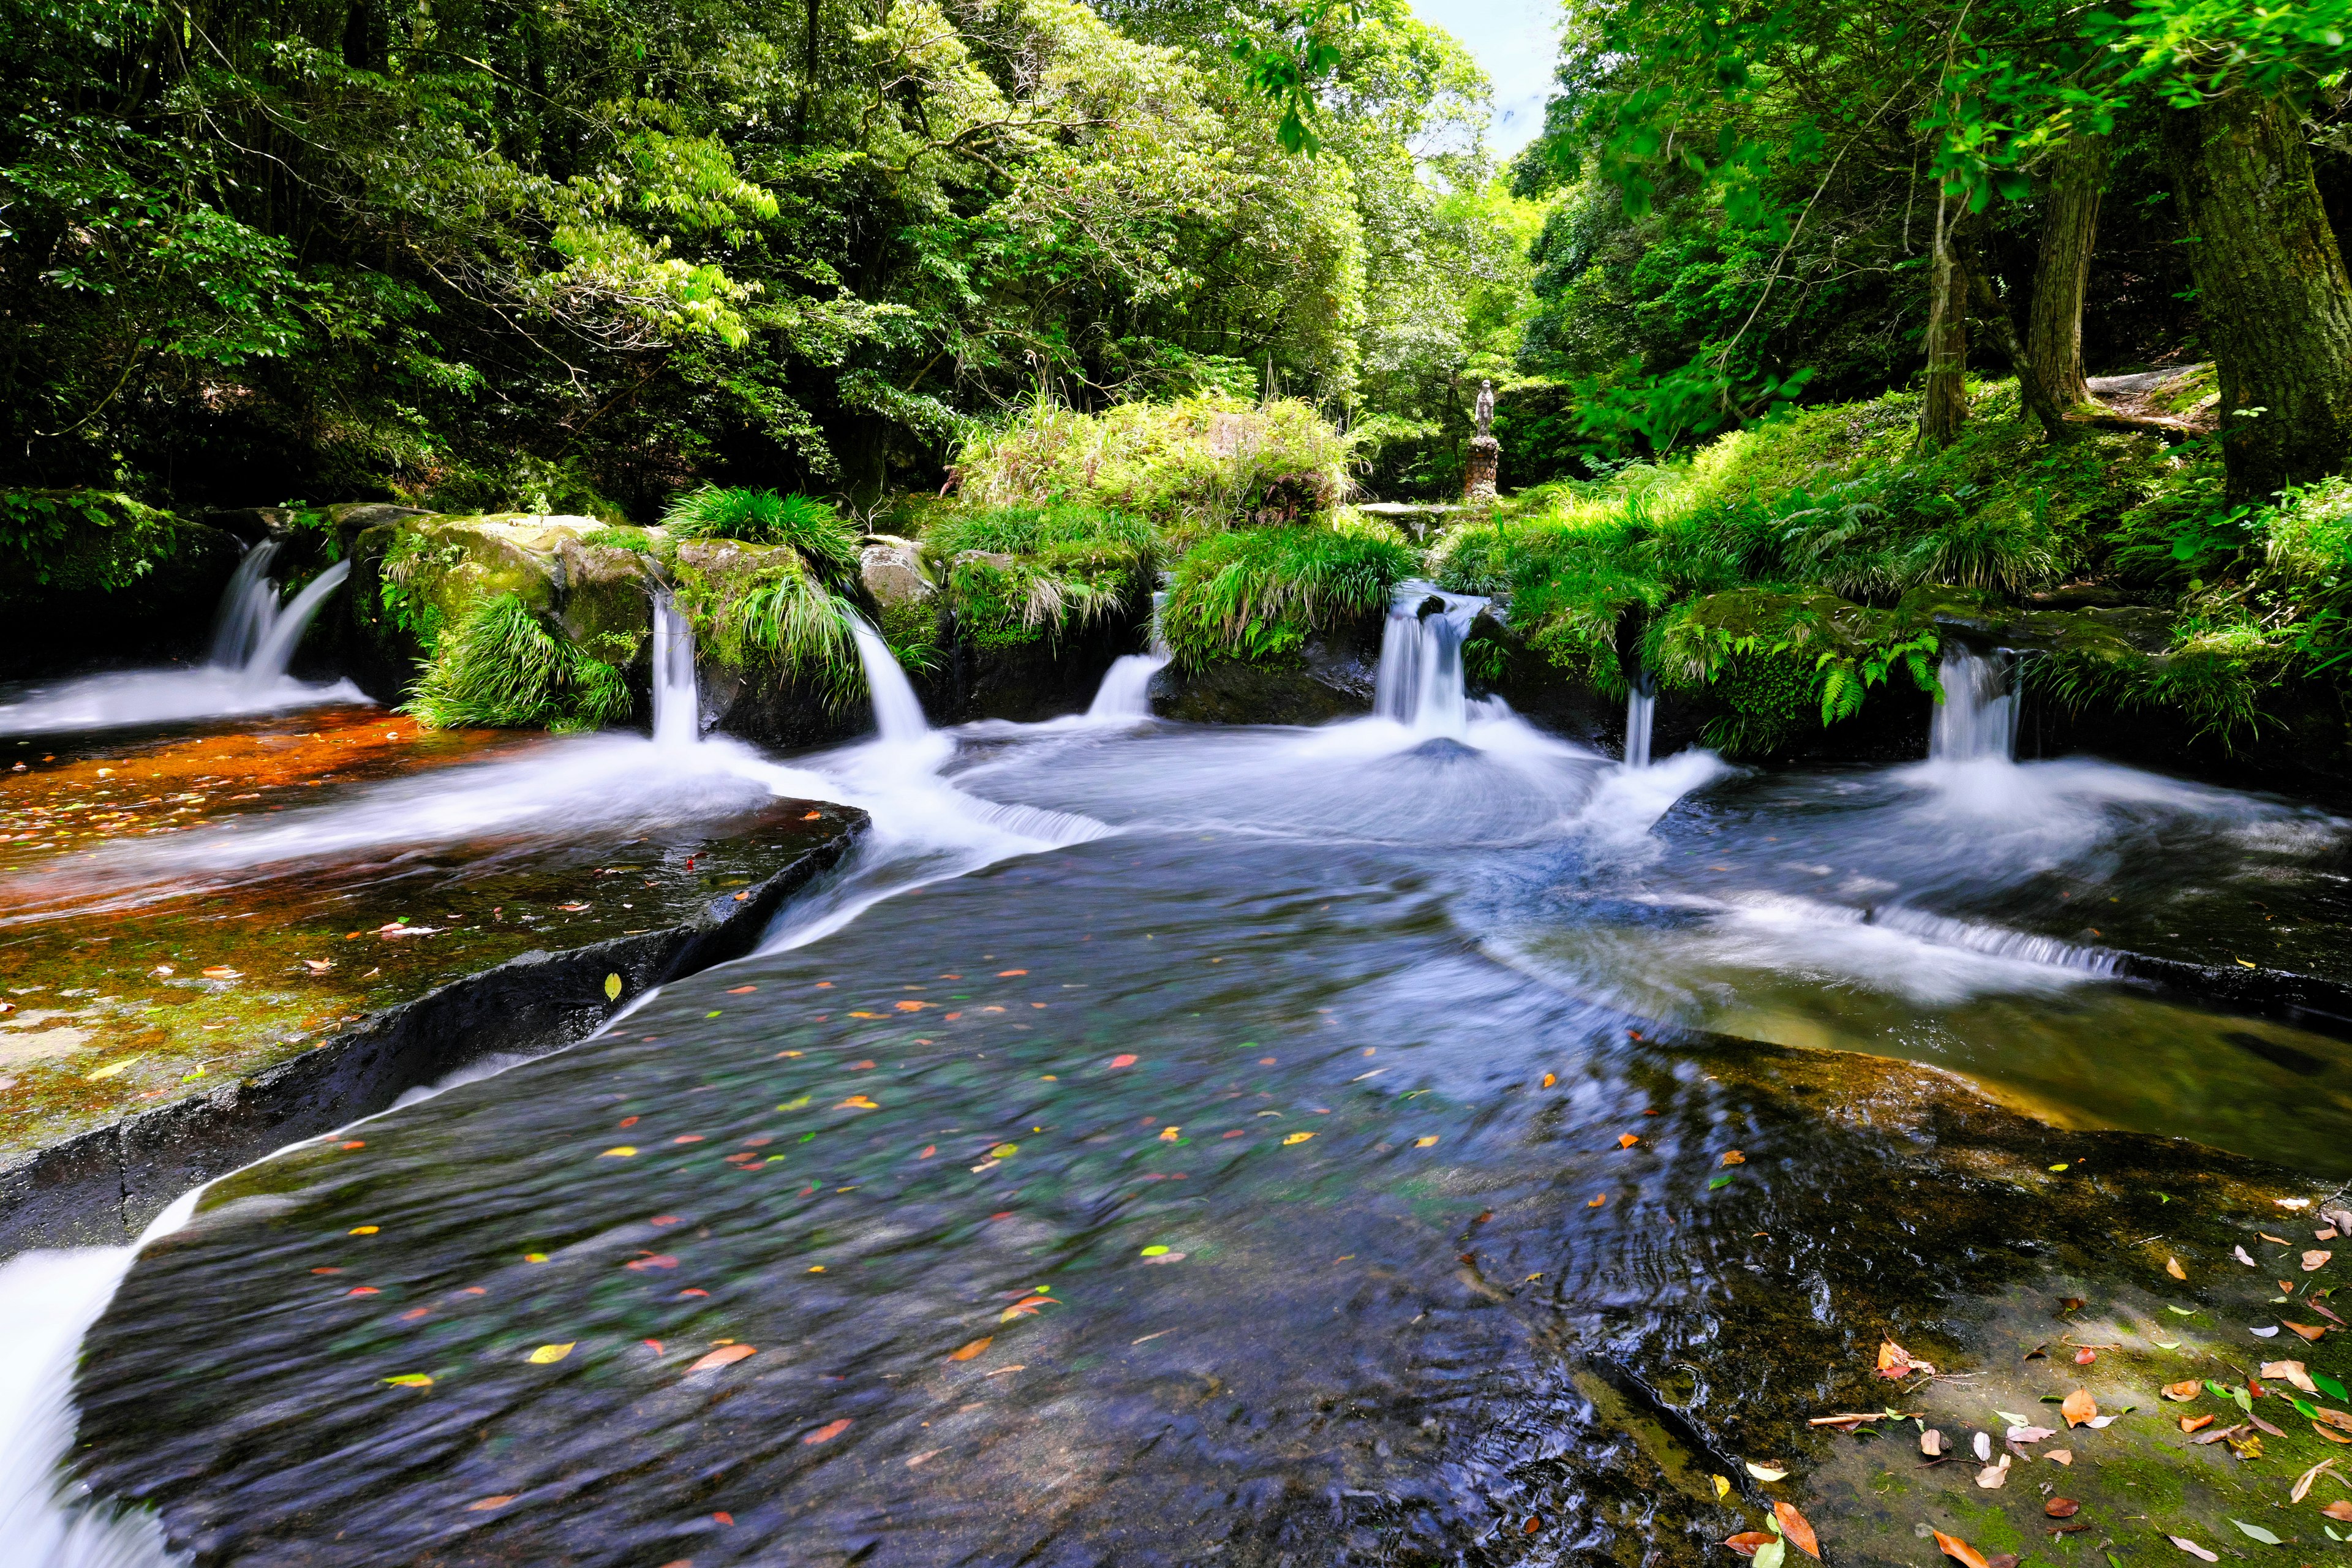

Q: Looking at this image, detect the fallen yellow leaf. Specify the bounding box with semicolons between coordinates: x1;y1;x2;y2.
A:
527;1343;575;1365
1282;1131;1314;1145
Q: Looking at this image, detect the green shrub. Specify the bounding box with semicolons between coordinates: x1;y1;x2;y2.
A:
402;594;634;730
670;546;864;703
660;487;859;577
1161;526;1415;668
953;394;1354;530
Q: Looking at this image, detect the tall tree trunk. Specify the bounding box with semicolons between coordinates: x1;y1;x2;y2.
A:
1918;194;1971;447
2164;94;2352;503
2026;132;2106;410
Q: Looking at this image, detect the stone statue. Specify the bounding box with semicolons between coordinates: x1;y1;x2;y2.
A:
1463;380;1500;503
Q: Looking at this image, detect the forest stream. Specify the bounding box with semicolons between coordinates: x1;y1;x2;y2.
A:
4;604;2349;1568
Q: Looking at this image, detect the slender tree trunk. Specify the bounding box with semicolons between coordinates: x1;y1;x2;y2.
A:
2026;132;2106;410
2164;94;2352;503
1960;238;2070;442
1918;194;1971;447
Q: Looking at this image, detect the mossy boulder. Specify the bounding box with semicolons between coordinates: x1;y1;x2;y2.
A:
342;512;659;706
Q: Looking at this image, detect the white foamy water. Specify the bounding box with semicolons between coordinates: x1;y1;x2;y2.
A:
0;1194;199;1568
650;590;701;749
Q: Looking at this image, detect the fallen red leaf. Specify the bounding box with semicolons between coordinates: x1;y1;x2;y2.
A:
802;1417;851;1444
1934;1530;1989;1568
1724;1533;1776;1558
1774;1501;1820;1559
685;1345;755;1375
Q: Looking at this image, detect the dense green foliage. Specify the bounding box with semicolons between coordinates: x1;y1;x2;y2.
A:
2;0;1529;522
0;488;197;599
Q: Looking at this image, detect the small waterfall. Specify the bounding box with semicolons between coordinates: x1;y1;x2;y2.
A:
1372;582;1487;740
849;614;930;743
209;540;284;668
1624;669;1656;770
1928;647;2018;764
240;560;350;685
1085;590;1169;722
650;590;700;748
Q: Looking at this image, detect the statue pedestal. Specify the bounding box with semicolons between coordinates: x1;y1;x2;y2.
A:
1463;435;1499;502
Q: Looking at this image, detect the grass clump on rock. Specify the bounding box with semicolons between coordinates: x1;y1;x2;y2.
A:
664;488;867;702
661;487;861;576
403;593;634;730
926;504;1157;652
1161;522;1414;669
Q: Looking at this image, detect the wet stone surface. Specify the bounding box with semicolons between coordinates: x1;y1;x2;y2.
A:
0;707;852;1163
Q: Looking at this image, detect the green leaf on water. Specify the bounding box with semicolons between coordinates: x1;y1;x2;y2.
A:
2151;1338;2182;1349
382;1373;433;1387
1751;1537;1786;1568
1140;1245;1172;1256
2316;1372;2351;1401
2291;1396;2321;1419
778;1096;810;1110
2231;1520;2283;1547
604;973;622;1001
1708;1174;1735;1190
2166;1305;2197;1316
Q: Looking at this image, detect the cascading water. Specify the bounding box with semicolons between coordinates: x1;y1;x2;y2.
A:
1084;590;1169;723
208;540;284;668
1624;666;1657;769
649;590;700;748
1928;647;2019;764
240;560;350;685
1372;582;1488;741
0;546;359;734
848;614;930;744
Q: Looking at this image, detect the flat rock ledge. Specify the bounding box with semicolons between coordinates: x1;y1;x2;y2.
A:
0;806;866;1257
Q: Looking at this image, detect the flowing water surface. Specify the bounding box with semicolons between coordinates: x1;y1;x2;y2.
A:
6;641;2351;1566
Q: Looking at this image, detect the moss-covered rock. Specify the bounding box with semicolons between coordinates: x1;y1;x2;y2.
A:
342;512;659;709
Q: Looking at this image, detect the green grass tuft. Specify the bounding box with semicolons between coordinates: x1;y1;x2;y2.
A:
1161;526;1415;668
660;487;859;578
402;593;634;730
927;504;1158;652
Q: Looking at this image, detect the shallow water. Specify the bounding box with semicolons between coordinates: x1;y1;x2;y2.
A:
20;699;2352;1563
